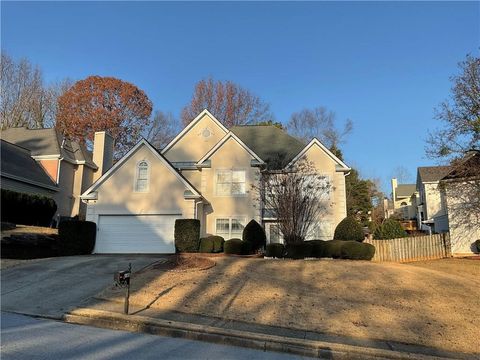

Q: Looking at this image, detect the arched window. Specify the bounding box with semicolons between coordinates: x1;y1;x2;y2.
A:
135;161;149;192
400;202;408;206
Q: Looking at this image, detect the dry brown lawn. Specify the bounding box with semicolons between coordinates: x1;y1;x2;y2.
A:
98;257;480;354
1;225;58;239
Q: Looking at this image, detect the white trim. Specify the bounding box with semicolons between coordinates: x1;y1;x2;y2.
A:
81;138;201;198
161;109;228;154
196;132;265;166
31;154;61;160
1;173;59;191
214;216;247;239
286;138;350;171
32;154;98;170
133;159;151;193
214;168;248;197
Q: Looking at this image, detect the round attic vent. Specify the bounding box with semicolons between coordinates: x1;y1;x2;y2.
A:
201;127;212;139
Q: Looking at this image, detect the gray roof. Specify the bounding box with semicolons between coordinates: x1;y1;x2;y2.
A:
1;127;96;168
442;150;480;180
1;140;58;189
417;166;451;183
231;125;306;169
395;184;416;197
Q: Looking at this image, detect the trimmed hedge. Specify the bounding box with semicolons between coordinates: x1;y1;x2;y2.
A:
284;241;315;259
224;238;252;255
334;216;365;242
174;219;200;252
323;240;345;258
242;220;266;251
58;220;96;255
475;239;480;253
1;189;57;226
306;240;327;258
265;243;285;258
340;241;376;260
199;236;225;253
374;219;408;240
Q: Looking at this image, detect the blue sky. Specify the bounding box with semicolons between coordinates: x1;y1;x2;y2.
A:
2;1;479;192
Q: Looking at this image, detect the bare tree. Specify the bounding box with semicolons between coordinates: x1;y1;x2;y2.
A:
391;166;413;184
145;110;179;149
181;77;274;127
253;160;332;244
427;54;480;160
0;52;70;129
287;106;353;147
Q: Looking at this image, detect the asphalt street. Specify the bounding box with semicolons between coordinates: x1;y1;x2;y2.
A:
1;312;309;360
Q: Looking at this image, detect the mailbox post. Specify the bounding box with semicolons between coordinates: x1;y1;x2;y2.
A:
114;263;132;315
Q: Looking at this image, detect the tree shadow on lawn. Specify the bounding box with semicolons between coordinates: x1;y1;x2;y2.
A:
103;256;480;355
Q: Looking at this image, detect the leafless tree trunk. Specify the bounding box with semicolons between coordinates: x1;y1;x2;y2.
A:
181;77;274;127
253;159;332;244
145;110;179;149
0;52;70;129
287;106;353;147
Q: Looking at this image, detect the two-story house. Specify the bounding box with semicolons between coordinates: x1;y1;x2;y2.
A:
1;127;113;220
390;178;416;220
81;110;351;254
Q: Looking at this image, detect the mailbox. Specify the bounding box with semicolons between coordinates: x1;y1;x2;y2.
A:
114;270;131;287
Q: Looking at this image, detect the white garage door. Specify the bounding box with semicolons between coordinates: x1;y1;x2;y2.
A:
95;214;181;254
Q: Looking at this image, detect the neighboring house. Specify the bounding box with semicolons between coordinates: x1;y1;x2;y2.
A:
390;178;416;220
440;150;480;255
415;166;451;233
81;109;351;254
1;140;58;197
1;127;113;220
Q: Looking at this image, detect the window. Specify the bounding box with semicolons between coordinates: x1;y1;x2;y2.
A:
135;161;149;192
269;224;283;244
216;170;246;196
216;217;246;238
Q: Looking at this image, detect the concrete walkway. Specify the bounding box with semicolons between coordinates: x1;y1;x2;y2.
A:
1;312;307;359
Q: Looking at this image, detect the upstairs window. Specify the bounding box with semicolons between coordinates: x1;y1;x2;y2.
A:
216;169;246;196
135;161;149;192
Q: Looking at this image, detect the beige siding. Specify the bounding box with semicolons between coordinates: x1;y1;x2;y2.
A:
54;161;75;217
297;144;347;238
424;183;446;219
203;138;261;237
164;113;227;162
86;144;195;225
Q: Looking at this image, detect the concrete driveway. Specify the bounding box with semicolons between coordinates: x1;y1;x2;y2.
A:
1;255;163;319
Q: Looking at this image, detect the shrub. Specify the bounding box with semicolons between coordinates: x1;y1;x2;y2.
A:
285;242;314;259
373;219;408;240
58;220;96;255
174;219;200;252
340;241;376;260
306;240;326;258
475;239;480;253
211;235;225;253
199;235;225;253
199;237;214;253
242;220;266;251
224;238;244;255
333;216;365;242
323;240;345;258
1;189;57;226
265;243;285;258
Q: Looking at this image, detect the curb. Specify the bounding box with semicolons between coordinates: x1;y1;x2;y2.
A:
63;308;459;360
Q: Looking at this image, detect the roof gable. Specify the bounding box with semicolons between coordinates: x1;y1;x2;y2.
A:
417;166;451;183
161;109;228;155
82;138;200;197
286;138;350;171
196;131;264;166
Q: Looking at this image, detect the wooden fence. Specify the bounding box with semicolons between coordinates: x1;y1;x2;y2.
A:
364;233;451;262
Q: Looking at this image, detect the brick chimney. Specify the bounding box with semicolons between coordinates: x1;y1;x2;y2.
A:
92;131;114;182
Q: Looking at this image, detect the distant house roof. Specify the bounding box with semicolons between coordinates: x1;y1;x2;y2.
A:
0;140;58;190
230;125;306;169
442;150;480;181
1;127;97;169
417;166;452;183
395;184;416;197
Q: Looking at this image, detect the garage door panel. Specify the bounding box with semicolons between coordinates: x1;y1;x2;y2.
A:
95;215;180;254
